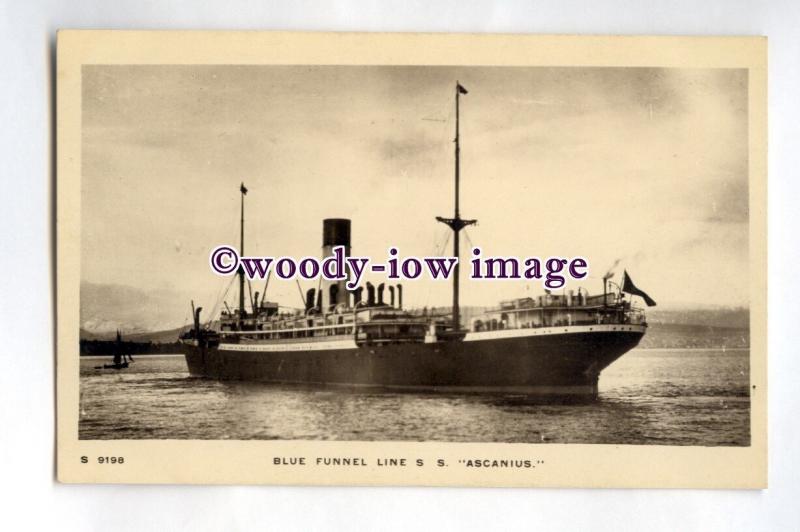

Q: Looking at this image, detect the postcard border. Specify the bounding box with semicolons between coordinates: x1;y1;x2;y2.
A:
56;31;767;488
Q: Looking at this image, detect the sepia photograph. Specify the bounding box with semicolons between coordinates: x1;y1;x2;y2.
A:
56;31;767;488
78;64;750;446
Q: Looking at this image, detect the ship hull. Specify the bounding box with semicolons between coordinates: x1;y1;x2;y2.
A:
183;324;645;397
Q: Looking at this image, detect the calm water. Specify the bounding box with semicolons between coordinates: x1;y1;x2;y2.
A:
79;349;750;445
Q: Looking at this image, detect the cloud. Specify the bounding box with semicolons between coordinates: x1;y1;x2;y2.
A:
81;65;750;311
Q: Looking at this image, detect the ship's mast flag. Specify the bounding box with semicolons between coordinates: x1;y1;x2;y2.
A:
240;182;248;195
621;270;657;307
457;83;468;95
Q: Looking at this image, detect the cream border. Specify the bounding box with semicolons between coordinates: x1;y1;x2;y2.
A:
56;31;767;487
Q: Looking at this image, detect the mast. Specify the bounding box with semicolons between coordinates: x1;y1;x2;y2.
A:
436;82;476;331
238;182;248;325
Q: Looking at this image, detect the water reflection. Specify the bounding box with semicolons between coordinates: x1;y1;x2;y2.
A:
79;349;750;445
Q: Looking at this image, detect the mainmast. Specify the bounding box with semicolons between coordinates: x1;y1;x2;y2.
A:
436;82;476;331
238;182;248;325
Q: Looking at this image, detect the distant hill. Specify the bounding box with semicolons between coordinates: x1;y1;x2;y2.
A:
645;307;749;329
80;325;192;343
80;282;195;337
637;322;748;349
638;307;749;349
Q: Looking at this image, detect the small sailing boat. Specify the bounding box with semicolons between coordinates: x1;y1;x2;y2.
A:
97;330;133;370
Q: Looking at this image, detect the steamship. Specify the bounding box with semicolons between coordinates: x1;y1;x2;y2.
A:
181;83;654;397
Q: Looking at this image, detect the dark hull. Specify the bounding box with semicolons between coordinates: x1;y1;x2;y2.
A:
184;327;644;397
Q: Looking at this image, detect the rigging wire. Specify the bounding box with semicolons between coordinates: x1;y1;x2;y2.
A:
204;274;236;327
421;225;452;311
295;279;307;308
261;270;272;300
437;229;452;257
463;227;475;251
411;91;457;314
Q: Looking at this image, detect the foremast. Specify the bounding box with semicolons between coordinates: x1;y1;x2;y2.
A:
238;182;248;327
436;82;476;331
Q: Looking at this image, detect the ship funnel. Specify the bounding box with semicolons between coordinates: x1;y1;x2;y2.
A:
315;289;323;312
354;286;363;305
305;288;316;312
389;285;395;307
323;218;351;248
254;291;260;311
377;283;385;305
329;285;340;311
193;306;202;333
396;284;403;309
366;282;375;306
321;218;352;310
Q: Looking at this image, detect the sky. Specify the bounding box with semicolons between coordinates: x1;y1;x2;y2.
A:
81;65;749;327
